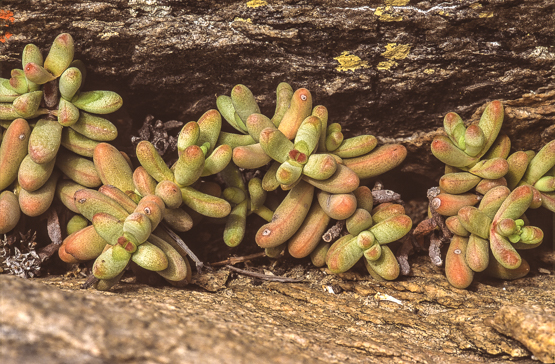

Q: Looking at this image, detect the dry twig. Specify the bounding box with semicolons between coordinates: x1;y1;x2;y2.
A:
226;265;307;283
210;252;266;267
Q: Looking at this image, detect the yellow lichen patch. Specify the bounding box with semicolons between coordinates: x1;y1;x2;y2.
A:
334;51;370;72
381;14;403;22
374;6;403;22
377;60;398;71
234;17;253;23
247;0;267;8
381;43;411;60
470;3;483;9
479;11;494;18
424;68;435;74
384;0;410;5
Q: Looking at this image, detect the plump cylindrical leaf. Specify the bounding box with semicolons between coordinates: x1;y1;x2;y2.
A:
123;212;152;245
463;124;486;157
74;188;129;221
431;135;476;168
62;225;108;262
196;109;222;154
136;140;175;183
346;208;373;236
93;143;135;193
72;91;123;114
332;135;378;159
60;127;99;158
92;245;130;280
98;185;138;214
44;33;74;77
255;181;314;248
180;186;231;218
92;212;124;246
317;191;357;220
174;145;205;187
278;88;312;140
288;202;330;258
231;84;260;124
66;214;88;235
369;214;412;245
326;235;361;274
13;90;42;118
57;98;80;126
131;241;169;271
18;154;56;192
28;118;62;164
232;142;272;169
364;245;400;281
148;234;189;282
431;192;481;217
223;199;248;247
70;112;118;141
56;148;102;188
445;236;474;289
439;172;481;194
155;180;182;209
0;118;31;190
343;144;407;180
23;62;55;85
457;206;492;239
465;234;489;272
19;170;60;217
260;126;296;164
55;180;86;213
520;140;555;186
302;164;359;194
0;191;20;234
59;66;82;100
271;82;294;127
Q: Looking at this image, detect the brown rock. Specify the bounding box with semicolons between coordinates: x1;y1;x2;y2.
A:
2;258;554;364
490;305;555;364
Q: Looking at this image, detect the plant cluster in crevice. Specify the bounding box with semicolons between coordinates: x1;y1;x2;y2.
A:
0;33;553;291
412;101;554;289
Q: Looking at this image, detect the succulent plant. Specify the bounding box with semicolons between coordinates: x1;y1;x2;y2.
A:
0;33;123;235
0;34;429;287
120;81;412;280
414;100;553;289
184;82;411;279
324;187;412;281
58;142;192;290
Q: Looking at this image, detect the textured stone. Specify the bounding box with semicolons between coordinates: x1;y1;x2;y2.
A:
2;254;555;364
490;305;555;363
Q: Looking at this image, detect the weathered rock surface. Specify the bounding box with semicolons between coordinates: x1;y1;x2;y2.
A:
1;0;553;186
490;305;555;364
2;255;555;364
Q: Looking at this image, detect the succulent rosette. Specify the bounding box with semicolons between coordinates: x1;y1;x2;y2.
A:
420;100;553;289
58;142;192;290
0;33;123;234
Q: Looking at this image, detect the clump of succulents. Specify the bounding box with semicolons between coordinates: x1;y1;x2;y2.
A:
146;82;412;281
57;142;192;290
0;34;191;289
0;33;122;235
52;79;412;289
414;101;554;289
